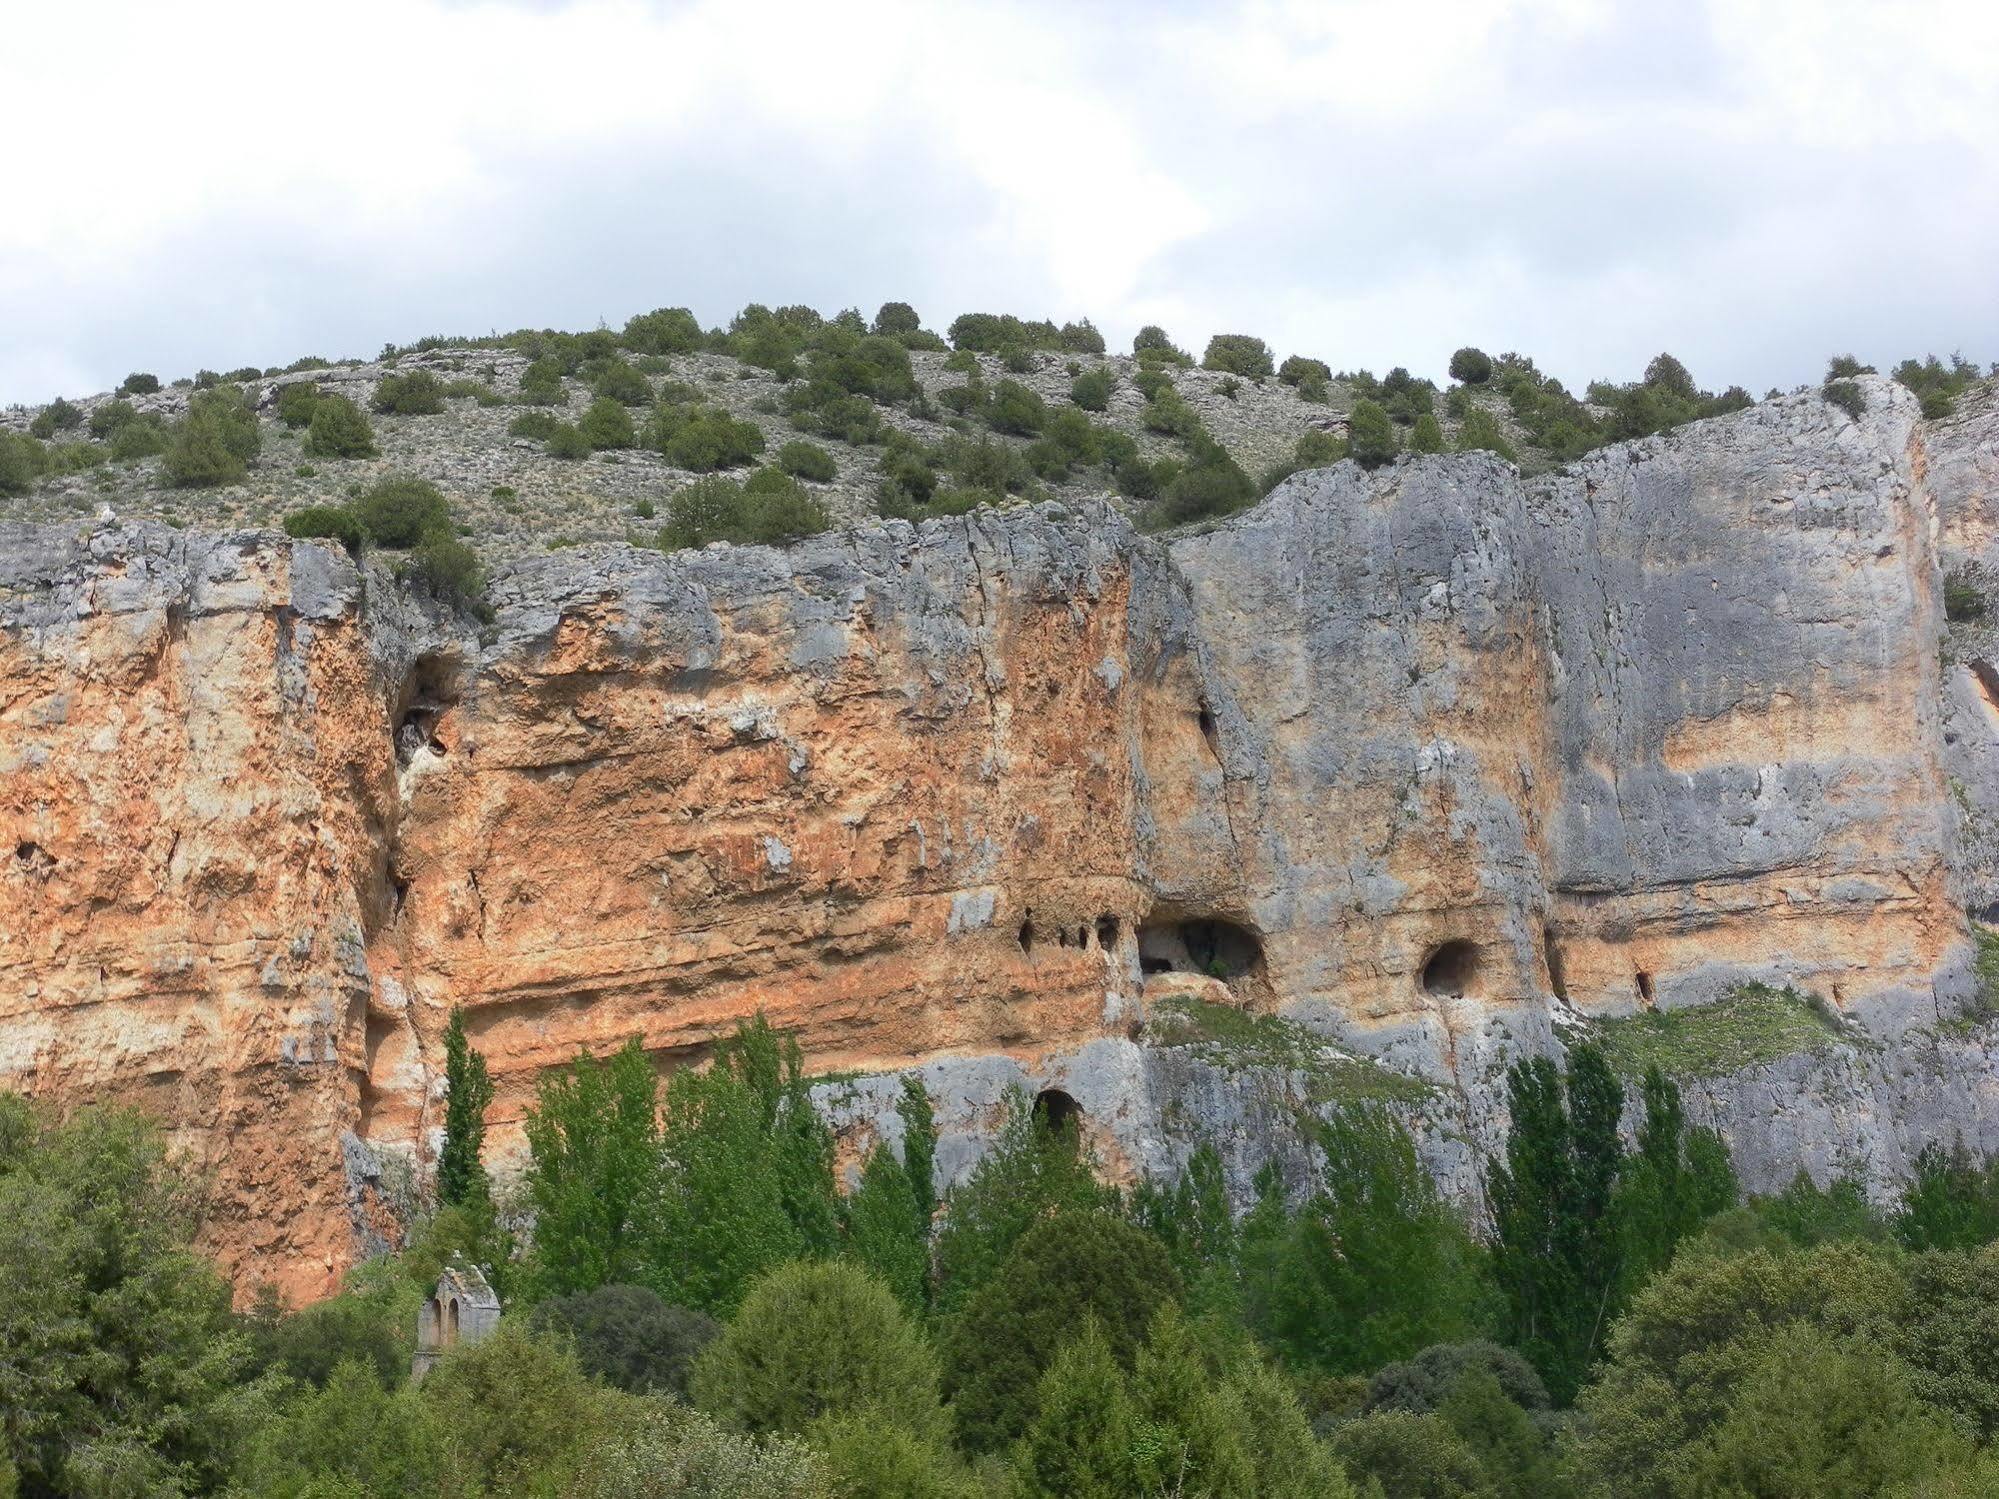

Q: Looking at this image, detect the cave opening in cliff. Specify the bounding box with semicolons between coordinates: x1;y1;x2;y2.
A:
1018;918;1035;953
1542;928;1570;1001
1421;940;1481;996
1136;915;1263;979
1196;700;1221;759
1032;1088;1081;1141
394;653;460;767
1636;970;1655;1007
1097;914;1121;951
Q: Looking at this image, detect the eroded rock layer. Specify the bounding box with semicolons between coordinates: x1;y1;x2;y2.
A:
3;375;1995;1301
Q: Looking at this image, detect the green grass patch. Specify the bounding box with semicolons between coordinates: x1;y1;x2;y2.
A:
1593;982;1847;1078
1149;996;1434;1104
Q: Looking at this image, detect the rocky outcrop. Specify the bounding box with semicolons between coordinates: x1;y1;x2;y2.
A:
3;375;1995;1301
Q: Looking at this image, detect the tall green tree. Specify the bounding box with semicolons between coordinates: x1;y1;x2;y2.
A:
932;1088;1113;1314
1613;1065;1737;1295
0;1096;252;1496
648;1015;840;1315
521;1038;661;1297
1243;1108;1492;1375
1895;1142;1999;1252
437;1006;494;1211
1487;1042;1625;1402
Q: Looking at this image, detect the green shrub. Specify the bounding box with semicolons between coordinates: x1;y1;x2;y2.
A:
1454;408;1516;461
408;530;486;604
579;396;637;449
1411;411;1445;453
193;369;222;390
27;396;82;439
117;372;160;396
1070;366;1113;412
1151;436;1256;528
1278;354;1331;388
987;379;1047;435
1297;371;1330;403
1202;333;1274;378
162;387;261;487
574;1405;823;1498
647;403;767;470
1893;352;1983;420
592;359;653;406
518;358;567;405
1329;1410;1490;1499
0;432;49;495
352;475;452;548
372;370;447;415
692;1261;947;1441
509;410;565;442
43;440;109;475
546;422;593;460
1141;384;1201;439
1133;325;1192;366
528;1284;719;1397
1824;379;1866;420
108;415;167;462
276;382;320;429
622;305;705;356
1826;353;1874;380
872;301;922;337
304;394;377;458
943;1211;1181;1452
1449;347;1494;384
1058;319;1106;354
776;440;835;481
948;312;1067;354
1347;399;1399;468
660;474;828;550
1945;569;1986;622
283;505;365;553
87;399;138;438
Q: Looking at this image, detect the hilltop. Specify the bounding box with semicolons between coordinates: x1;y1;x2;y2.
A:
5;302;1987;570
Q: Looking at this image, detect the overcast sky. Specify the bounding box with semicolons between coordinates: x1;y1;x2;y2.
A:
4;0;1995;406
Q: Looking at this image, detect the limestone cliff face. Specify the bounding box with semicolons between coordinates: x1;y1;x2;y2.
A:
3;375;1995;1301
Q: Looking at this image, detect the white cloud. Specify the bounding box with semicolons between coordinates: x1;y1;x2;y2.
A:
2;0;1994;403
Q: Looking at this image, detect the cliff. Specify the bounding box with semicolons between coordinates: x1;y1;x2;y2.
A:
4;375;1995;1302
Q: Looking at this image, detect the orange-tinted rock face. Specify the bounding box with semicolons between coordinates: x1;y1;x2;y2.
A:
4;379;1996;1303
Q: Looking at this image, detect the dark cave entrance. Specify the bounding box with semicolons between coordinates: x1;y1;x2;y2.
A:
1032;1088;1082;1140
1136;915;1263;979
394;652;460;768
1421;940;1482;997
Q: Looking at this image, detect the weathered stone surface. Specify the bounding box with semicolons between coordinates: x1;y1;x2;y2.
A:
4;375;1997;1300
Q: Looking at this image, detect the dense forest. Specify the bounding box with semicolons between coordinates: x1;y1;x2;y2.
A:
5;1010;1999;1497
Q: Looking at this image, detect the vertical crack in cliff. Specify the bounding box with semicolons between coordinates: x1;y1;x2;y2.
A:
964;517;1008;776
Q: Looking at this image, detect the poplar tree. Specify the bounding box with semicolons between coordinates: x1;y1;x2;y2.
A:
437;1005;493;1211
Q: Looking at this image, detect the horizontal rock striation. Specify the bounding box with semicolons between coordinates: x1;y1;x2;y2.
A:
3;374;1995;1300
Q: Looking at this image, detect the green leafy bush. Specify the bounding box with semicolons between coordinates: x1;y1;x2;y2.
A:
529;1284;719;1397
304;394;378;458
1827;353;1875;380
872;301;921;337
592;359;653;406
117;371;160;396
517;358;567;405
1455;407;1517;461
0;432;49;495
1347;398;1399;469
1279;355;1332;388
408;530;487;605
353;475;452;548
27;396;82;439
283;505;365;553
109;414;168;462
546;422;593;460
371;370;447;416
276;382;320;428
1824;379;1866;420
1894;353;1983;419
1133;324;1193;366
1203;333;1274;378
1070;366;1113;412
1411;411;1446;453
692;1261;948;1441
579;396;637;450
986;378;1047;436
163;387;261;487
1449;347;1494;384
647;403;767;470
621;305;705;356
1151;434;1256;528
659;473;828;550
776;439;835;481
943;1211;1181;1451
88;399;139;438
